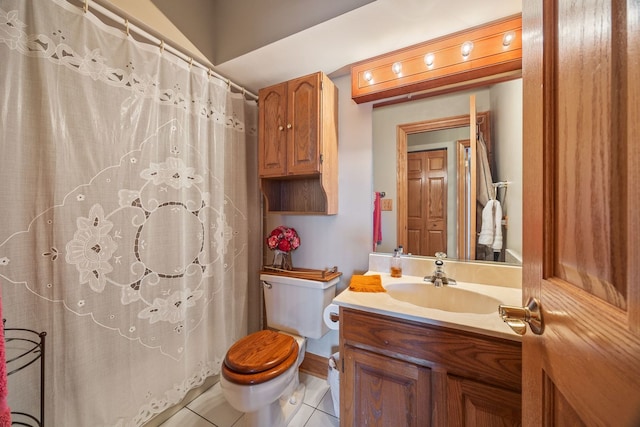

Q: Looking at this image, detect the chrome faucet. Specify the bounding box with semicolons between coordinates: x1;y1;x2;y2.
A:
423;252;457;287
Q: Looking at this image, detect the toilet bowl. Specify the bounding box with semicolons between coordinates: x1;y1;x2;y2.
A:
220;330;307;426
219;272;339;427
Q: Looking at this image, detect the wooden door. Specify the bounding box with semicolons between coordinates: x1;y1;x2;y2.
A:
258;82;287;177
407;150;447;256
342;345;431;427
522;1;640;425
397;111;490;259
287;73;321;176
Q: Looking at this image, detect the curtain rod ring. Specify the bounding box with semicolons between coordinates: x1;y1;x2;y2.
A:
189;57;193;68
124;18;129;37
159;40;165;53
208;68;212;80
83;0;89;13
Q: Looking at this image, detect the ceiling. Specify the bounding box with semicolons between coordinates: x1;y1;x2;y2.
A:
152;0;377;66
152;0;523;95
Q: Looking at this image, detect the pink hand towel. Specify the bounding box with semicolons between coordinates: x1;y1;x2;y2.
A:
0;287;10;427
373;192;382;251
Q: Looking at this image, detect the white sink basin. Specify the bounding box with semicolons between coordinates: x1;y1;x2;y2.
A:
384;282;501;314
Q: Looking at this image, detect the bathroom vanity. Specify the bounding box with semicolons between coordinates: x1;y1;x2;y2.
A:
334;255;523;426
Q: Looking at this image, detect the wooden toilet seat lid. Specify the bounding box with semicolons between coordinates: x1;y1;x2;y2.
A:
222;330;299;385
224;330;296;374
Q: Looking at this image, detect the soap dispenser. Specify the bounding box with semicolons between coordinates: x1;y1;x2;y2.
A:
391;248;402;278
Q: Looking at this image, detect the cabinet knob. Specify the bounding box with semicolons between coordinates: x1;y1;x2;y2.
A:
287;123;292;129
278;125;284;131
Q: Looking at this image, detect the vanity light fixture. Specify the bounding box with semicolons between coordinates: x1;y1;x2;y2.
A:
351;15;522;104
502;31;516;47
424;53;435;67
461;41;474;58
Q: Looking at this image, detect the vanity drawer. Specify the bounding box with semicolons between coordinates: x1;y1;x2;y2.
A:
341;308;522;391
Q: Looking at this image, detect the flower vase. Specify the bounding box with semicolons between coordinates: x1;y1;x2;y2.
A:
272;249;293;270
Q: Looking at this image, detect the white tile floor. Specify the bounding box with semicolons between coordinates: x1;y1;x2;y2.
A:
160;373;339;427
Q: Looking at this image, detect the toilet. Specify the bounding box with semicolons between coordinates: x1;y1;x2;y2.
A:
220;272;339;427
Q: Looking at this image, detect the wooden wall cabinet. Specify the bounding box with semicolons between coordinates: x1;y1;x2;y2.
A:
340;308;522;426
259;71;338;215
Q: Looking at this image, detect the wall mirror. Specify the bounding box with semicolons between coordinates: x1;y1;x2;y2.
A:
372;79;522;264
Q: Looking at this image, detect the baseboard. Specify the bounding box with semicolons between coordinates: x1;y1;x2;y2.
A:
300;352;329;379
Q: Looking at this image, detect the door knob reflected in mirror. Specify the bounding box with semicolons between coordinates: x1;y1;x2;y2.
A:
498;297;544;335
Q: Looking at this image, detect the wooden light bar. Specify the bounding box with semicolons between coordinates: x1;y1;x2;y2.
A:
351;14;522;104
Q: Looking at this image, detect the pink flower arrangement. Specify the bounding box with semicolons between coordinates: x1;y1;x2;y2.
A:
267;226;300;253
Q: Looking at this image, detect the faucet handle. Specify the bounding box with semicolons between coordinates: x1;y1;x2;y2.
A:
434;252;447;267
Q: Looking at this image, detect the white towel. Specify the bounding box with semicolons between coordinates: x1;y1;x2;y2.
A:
478;200;503;251
492;200;503;251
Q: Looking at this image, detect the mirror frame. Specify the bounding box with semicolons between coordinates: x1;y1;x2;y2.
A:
396;111;491;258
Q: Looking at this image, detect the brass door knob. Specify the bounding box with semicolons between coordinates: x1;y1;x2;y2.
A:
498;297;544;335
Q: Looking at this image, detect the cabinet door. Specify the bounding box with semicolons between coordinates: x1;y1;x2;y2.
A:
258;82;287;177
342;345;431;427
286;73;321;175
447;375;521;426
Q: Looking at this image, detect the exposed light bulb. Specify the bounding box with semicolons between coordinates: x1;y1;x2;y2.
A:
363;71;373;82
461;41;474;58
502;31;516;47
392;62;402;75
424;53;435;67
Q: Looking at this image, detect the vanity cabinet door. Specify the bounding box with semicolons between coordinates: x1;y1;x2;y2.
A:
342;345;431;427
447;375;521;426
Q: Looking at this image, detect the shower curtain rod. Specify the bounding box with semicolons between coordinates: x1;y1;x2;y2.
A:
75;0;258;101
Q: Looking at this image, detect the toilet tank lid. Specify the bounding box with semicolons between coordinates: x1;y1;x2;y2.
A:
259;273;340;289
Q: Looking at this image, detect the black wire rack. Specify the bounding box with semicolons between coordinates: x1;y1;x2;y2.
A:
3;320;46;427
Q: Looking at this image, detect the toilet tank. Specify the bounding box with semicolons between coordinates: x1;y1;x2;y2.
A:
260;273;339;340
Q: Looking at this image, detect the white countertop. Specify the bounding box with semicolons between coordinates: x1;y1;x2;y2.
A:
332;272;523;341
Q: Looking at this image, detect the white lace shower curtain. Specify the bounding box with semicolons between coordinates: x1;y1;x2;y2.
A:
0;1;260;425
